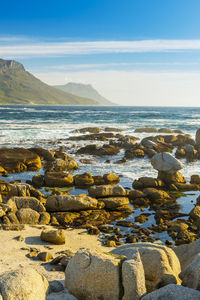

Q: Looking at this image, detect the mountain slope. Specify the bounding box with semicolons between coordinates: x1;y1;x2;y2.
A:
0;59;99;105
54;82;114;105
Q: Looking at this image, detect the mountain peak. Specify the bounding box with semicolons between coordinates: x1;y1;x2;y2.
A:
0;59;25;73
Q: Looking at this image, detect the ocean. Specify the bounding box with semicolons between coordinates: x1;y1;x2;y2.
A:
1;105;200;243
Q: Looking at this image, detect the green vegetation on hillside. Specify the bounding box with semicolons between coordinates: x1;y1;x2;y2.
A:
0;59;99;105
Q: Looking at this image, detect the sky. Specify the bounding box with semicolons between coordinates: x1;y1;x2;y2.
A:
1;0;200;106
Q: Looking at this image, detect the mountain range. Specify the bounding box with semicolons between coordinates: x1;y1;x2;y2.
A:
0;59;112;105
55;82;114;105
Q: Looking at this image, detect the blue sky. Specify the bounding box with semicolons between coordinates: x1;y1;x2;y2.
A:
1;0;200;105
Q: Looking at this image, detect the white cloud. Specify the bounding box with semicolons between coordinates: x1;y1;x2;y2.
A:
1;39;200;58
34;70;200;106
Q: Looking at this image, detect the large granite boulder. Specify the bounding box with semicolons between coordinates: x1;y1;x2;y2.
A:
7;197;45;213
0;267;49;300
174;239;200;270
98;197;129;209
111;243;181;292
141;284;200;300
65;250;121;300
151;152;183;173
88;184;126;198
16;208;40;224
122;250;146;300
46;195;98;212
0;148;41;173
65;249;146;300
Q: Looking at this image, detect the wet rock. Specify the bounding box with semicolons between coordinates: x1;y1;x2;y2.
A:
46;194;98;212
16;208;40;224
88;184;126;198
93;175;106;185
44;172;74;187
40;229;65;244
195;128;200;146
129;190;146;199
158;128;174;133
135;214;149;223
98;197;129;210
73;127;102;134
189;205;200;222
135;127;158;133
96;144;120;156
76;144;98;155
141;284;200;300
103;173;120;184
29;147;55;161
74;172;94;187
158;170;186;185
143;188;170;200
133;177;164;189
0;147;41;173
190;175;200;184
53;158;78;171
0;267;49;300
32;174;45;188
125;148;145;159
51;212;80;226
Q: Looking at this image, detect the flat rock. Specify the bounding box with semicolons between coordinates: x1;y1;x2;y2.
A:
0;147;41;173
88;184;126;198
46;195;98;212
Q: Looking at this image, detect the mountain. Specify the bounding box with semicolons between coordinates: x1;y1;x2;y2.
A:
0;59;99;105
54;82;114;105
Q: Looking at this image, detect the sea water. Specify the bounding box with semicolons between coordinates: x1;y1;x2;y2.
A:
1;105;200;242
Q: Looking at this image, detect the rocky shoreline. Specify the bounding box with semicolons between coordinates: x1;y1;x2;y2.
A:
1;126;200;299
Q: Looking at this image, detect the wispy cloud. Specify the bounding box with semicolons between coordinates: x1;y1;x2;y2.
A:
1;39;200;58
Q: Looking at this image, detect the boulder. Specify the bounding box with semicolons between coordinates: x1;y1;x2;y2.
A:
103;173;120;184
125;149;145;159
132;177;164;189
195;128;200;146
122;251;146;300
88;184;126;198
29;147;55;161
0;147;41;173
32;174;45;188
16;208;40;224
0;267;49;300
98;197;129;209
53;158;78;171
151;152;184;172
134;127;158;133
174;239;200;270
111;243;181;292
189;205;200;222
40;229;65;244
190;175;200;184
74;173;94;187
46;195;98;212
7;197;45;213
47;291;78;300
179;253;200;290
96;145;120;156
143;188;170;200
158;170;186;185
65;249;122;300
44;172;74;187
141;284;200;300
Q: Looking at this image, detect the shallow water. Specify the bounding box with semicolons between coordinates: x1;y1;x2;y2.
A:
1;105;200;244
